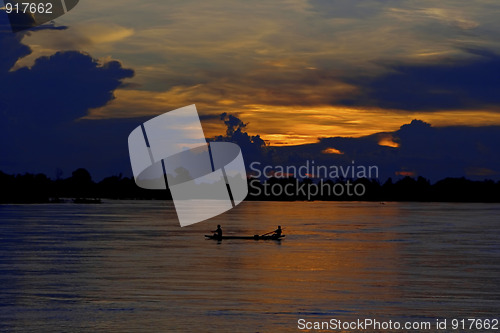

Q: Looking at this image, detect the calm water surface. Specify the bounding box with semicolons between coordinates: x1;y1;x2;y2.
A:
1;201;499;332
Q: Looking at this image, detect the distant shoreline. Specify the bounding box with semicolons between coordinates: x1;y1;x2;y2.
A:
2;169;500;204
3;199;500;205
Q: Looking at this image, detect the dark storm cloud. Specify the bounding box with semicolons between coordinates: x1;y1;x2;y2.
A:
0;16;137;179
271;120;500;181
0;25;30;72
340;48;500;111
4;51;133;123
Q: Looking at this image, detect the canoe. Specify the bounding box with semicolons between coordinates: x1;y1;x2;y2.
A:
205;234;285;240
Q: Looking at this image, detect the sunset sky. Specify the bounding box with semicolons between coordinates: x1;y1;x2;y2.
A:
13;0;500;144
1;0;500;180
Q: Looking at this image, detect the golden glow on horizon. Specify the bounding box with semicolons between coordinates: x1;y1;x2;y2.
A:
396;171;416;177
87;90;500;146
239;105;500;146
322;148;344;155
378;136;400;148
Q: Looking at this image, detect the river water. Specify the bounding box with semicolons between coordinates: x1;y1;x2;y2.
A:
1;201;499;332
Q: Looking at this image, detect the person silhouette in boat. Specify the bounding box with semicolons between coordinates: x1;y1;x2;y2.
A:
212;225;222;239
273;226;282;238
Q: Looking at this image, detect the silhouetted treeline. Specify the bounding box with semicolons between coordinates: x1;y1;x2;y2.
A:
246;176;500;202
0;168;172;204
1;169;500;203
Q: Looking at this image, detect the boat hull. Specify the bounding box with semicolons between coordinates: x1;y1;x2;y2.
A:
205;235;285;240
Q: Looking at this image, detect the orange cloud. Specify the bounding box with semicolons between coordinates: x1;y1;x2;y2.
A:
395;171;416;177
87;88;500;147
322;147;344;154
378;135;400;148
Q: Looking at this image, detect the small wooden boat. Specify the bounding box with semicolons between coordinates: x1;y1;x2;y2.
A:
205;234;285;241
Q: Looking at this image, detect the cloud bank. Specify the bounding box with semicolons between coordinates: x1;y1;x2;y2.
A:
0;15;136;179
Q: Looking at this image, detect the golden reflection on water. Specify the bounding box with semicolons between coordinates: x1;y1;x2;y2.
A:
214;202;405;317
